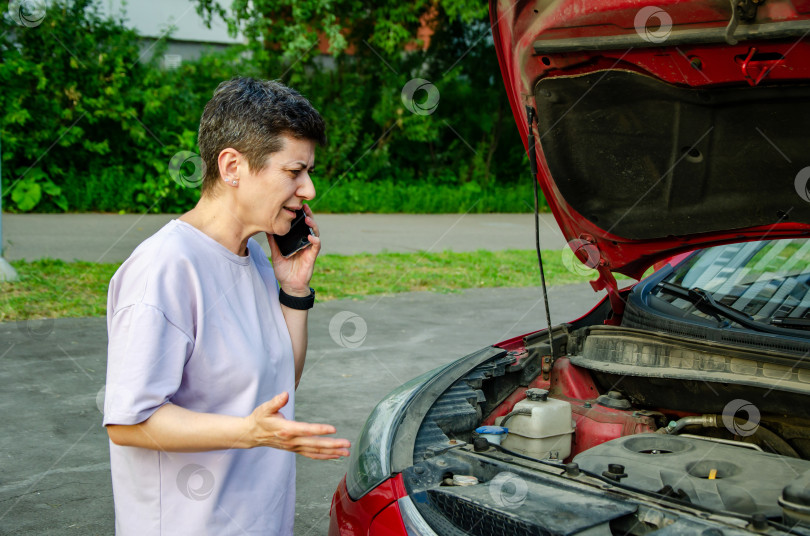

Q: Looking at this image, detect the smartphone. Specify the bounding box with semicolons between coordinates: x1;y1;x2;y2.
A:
273;208;314;257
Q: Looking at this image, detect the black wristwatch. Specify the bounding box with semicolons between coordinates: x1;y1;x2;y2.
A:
279;287;315;310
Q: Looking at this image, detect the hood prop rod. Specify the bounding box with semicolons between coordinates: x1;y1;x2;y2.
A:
526;106;555;358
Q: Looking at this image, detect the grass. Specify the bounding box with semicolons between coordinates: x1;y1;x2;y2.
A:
0;249;612;322
309;178;542;214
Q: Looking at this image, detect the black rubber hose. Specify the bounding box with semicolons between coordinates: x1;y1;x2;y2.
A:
499;408;532;428
742;420;800;458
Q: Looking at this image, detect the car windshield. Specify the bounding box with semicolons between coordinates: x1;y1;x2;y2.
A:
653;238;810;329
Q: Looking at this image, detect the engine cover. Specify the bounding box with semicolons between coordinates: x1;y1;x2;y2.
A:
573;434;810;516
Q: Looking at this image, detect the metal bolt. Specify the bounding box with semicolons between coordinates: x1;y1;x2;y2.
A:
751;513;768;530
602;463;628;482
473;438;489;452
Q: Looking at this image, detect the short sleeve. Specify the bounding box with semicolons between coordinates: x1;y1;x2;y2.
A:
103;302;194;426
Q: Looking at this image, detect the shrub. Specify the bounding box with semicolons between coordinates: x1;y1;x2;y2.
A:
1;0;539;214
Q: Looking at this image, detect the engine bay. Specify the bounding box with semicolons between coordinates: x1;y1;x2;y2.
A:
405;322;810;534
574;434;810;517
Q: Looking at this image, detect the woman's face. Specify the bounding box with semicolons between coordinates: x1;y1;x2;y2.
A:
239;135;316;236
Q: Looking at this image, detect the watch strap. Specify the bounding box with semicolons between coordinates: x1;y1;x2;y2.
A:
279;287;315;310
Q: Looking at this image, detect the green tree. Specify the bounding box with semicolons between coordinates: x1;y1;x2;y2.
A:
0;0;258;213
0;0;532;214
195;0;526;198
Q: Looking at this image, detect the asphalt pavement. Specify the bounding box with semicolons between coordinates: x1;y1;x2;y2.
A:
0;212;602;535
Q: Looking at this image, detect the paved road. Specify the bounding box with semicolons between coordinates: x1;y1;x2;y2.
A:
0;284;604;535
1;213;566;262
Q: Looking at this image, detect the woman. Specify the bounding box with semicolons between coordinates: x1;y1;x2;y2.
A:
102;77;350;535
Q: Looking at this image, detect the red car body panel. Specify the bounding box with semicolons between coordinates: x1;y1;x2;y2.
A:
328;476;408;536
368;502;409;535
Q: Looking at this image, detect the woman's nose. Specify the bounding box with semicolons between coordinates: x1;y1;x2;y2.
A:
298;173;316;200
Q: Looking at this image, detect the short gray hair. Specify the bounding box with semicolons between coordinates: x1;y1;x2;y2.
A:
197;77;326;195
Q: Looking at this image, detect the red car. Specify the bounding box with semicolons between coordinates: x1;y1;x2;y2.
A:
330;1;810;534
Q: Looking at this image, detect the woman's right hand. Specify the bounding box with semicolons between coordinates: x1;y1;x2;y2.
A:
246;392;351;459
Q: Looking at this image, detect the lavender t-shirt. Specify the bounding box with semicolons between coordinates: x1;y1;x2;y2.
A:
103;220;296;535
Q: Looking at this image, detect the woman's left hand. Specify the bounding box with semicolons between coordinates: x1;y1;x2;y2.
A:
267;204;321;296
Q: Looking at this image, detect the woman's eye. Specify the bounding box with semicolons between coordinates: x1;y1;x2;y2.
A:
288;168;312;178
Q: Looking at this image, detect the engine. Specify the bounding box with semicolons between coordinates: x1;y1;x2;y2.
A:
573;433;810;518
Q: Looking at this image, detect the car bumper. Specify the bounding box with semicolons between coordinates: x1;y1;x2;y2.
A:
329;475;411;535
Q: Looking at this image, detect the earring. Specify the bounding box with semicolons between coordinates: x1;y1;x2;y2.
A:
231;180;238;185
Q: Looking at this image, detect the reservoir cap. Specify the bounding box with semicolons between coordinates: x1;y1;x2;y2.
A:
475;426;508;435
526;388;549;401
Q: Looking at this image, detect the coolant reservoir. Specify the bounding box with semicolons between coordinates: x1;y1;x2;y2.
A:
497;388;574;460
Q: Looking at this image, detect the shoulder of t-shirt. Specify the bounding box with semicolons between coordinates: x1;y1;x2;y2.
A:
108;221;202;322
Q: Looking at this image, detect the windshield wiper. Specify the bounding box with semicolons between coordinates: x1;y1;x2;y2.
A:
656;281;808;337
771;316;810;330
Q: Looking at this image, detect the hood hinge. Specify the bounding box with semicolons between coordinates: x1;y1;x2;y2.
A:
574;235;626;324
590;264;625;326
725;0;765;45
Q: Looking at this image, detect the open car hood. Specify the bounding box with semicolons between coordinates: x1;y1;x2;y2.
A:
490;0;810;289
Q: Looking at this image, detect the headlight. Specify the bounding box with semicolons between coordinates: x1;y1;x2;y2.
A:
345;365;449;500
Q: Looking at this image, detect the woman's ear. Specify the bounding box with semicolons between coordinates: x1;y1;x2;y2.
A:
217;148;243;187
